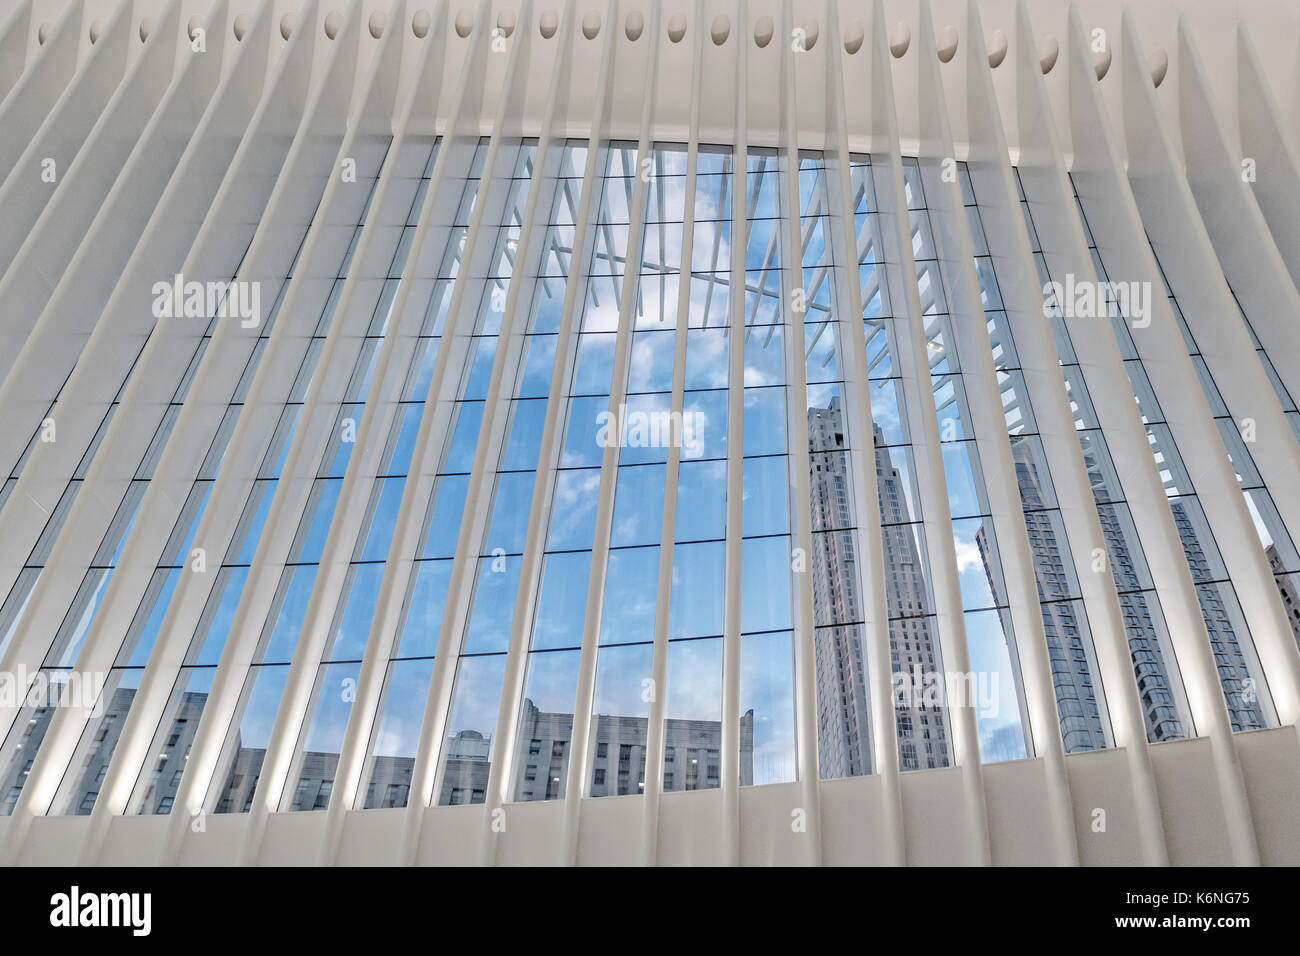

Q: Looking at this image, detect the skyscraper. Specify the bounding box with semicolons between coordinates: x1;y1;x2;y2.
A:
990;436;1107;752
808;399;950;776
1267;545;1300;653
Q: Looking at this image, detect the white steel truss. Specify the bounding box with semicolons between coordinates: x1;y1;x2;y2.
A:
0;0;1298;866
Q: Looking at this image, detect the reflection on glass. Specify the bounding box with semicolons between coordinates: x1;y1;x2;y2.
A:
362;657;435;808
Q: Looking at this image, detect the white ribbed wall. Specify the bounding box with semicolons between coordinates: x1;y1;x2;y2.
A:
0;0;1298;866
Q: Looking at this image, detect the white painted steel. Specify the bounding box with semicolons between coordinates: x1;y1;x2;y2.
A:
0;0;1296;867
